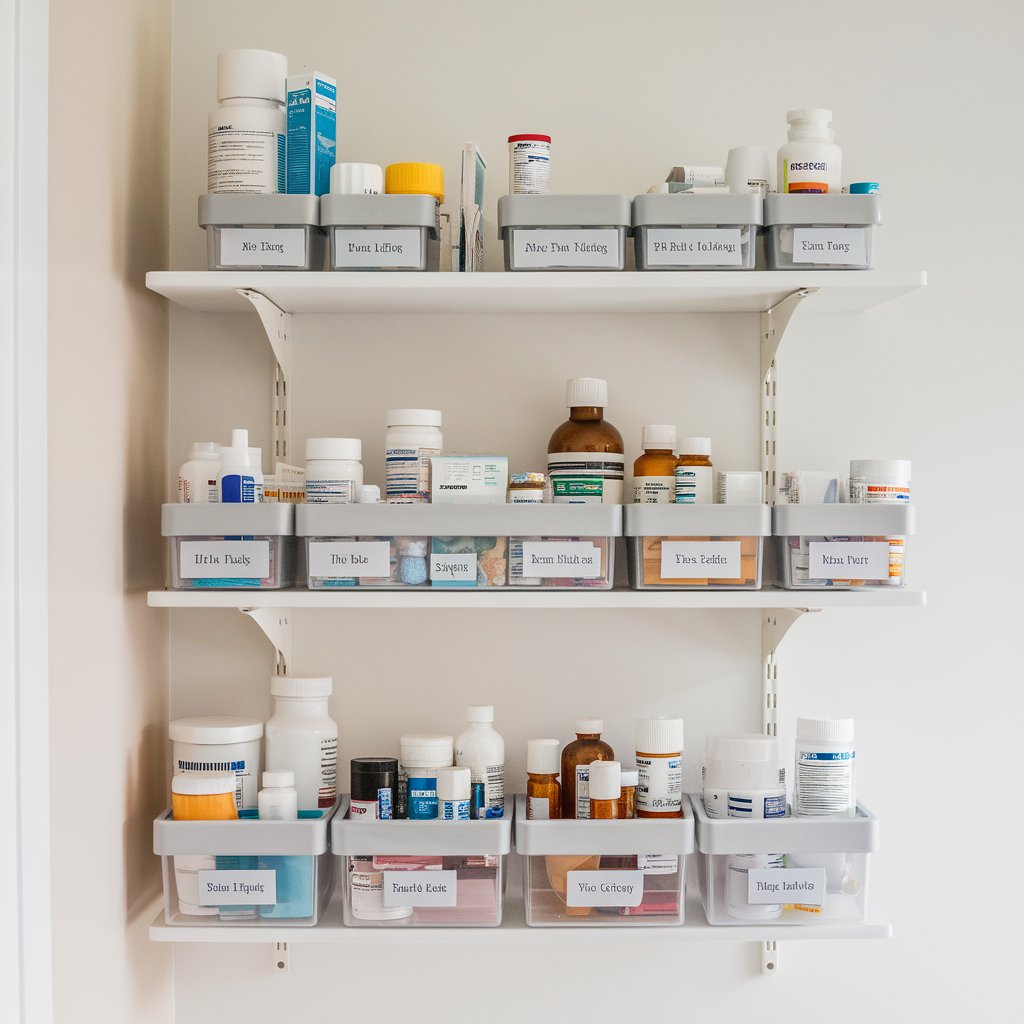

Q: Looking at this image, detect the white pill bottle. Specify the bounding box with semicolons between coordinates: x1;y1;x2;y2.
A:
777;108;842;195
385;409;443;503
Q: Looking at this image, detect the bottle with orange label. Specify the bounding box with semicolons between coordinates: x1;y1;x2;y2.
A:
777;109;842;195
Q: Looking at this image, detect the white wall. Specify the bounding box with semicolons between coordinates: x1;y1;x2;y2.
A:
162;1;1021;1021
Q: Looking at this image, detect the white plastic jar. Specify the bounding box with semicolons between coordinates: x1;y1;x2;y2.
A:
794;717;855;817
170;716;264;810
349;857;413;921
398;734;454;820
508;133;551;195
177;442;220;503
385;409;443;503
208;49;287;195
849;459;911;504
777;108;841;195
304;438;363;504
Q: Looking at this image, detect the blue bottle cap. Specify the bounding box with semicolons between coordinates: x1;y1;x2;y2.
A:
849;182;880;194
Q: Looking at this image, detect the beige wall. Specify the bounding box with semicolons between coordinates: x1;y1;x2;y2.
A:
48;0;173;1021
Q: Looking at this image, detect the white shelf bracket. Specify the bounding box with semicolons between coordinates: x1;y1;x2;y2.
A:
761;608;818;736
238;288;292;463
760;939;779;975
272;941;289;973
240;607;292;675
760;288;816;381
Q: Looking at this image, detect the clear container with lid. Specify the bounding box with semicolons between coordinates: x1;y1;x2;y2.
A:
304;437;363;504
170;716;264;810
398;734;454;819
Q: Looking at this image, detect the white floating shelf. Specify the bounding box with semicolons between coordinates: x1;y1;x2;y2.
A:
146;270;926;316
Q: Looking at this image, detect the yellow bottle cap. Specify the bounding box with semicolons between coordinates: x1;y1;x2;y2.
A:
385;162;445;203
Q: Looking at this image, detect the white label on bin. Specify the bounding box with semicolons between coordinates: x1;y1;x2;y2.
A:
220;228;306;268
809;541;889;580
645;228;743;266
332;228;422;268
566;870;644;907
748;867;826;907
792;228;867;266
179;541;270;579
382;870;457;907
429;553;477;581
660;541;741;578
512;229;620;268
308;541;390;577
520;542;600;578
197;869;277;906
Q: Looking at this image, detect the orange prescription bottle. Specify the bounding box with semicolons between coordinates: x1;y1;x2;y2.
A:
635;718;684;818
588;760;622;820
674;438;713;504
172;772;239;821
526;739;562;819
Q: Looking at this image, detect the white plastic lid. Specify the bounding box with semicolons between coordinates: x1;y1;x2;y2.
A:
331;162;384;196
169;716;264;745
796;717;855;743
270;675;333;699
566;377;608;408
172;771;237;796
217;49;287;104
305;437;363;463
786;107;832;125
436;766;471;802
359;484;381;504
400;734;454;766
636;717;685;755
849;459;912;481
620;768;639;788
642;424;676;450
188;442;220;460
574;717;604;735
705;734;781;764
679;437;711;457
386;409;442;428
466;705;494;724
588;760;621;801
527;738;561;775
262;770;295;789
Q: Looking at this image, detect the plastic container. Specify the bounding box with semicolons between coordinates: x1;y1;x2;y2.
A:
773;503;915;589
777;108;841;195
455;706;505;820
849;459;911;505
333;795;512;927
764;194;881;270
692;795;878;926
635;718;685;818
304;438;363;504
508;134;551;194
515;793;694;927
795;718;856;818
398;735;454;820
321;194;440;271
170;717;264;810
198;195;323;270
154;797;342;927
497;195;630;271
177;442;220;504
625;504;770;589
385;409;443;503
632;194;762;270
162;503;297;590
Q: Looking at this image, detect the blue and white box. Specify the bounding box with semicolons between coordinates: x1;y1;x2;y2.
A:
286;73;337;197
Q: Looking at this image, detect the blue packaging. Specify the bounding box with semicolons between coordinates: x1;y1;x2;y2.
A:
407;774;439;820
286;73;337;196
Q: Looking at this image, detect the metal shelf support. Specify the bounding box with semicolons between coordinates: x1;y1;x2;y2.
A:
272;942;290;973
761;940;779;975
239;288;292;463
240;606;292;675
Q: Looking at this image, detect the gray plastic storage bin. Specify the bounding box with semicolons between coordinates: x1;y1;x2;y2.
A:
333;796;512;927
764;194;881;270
153;798;342;927
321;194;439;271
773;503;914;589
515;794;694;927
198;194;324;271
632;193;762;270
162;503;297;590
497;195;630;271
691;795;878;926
296;503;621;590
625;504;770;589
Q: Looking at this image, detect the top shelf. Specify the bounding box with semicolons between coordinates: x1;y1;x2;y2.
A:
145;270;926;316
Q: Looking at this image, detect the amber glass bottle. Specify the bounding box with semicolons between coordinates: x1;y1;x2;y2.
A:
561;718;615;819
674;437;714;504
588;760;622;819
526;739;561;819
547;378;624;504
633;424;677;503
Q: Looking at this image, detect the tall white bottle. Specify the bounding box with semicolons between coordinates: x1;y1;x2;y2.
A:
217;428;257;503
454;705;505;819
177;442;220;503
777;108;842;195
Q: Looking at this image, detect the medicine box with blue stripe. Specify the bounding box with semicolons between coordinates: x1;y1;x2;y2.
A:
286;73;337;197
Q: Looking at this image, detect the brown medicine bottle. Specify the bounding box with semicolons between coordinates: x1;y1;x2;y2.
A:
561;717;615;819
588;760;622;819
635;717;685;818
547;377;625;504
674;437;713;504
618;768;637;819
526;739;561;819
633;424;677;504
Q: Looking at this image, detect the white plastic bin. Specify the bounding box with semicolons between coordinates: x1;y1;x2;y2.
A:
321;194;439;271
198;195;323;271
764;194;881;270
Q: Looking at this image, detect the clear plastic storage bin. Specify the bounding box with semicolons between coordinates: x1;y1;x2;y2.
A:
497;195;630;271
162;503;297;590
764;194;881;270
198;194;324;271
515;794;694;926
773;503;914;589
153;798;342;927
332;796;512;927
632;193;762;270
321;194;439;271
691;795;878;926
625;504;770;589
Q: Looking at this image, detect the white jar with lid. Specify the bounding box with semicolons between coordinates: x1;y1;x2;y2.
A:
170;716;264;809
794;717;855;817
398;734;454;820
385;409;443;503
777;108;842;195
177;442;220;503
304;438;363;504
849;459;911;504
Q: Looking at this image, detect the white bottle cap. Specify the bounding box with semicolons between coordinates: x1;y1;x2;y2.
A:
679;436;711;457
620;768;639;788
466;705;494;724
400;734;454;766
587;760;621;801
270;675;333;699
705;734;781;763
189;442;220;460
787;107;832;125
305;437;362;462
527;738;561;775
262;770;295;789
387;409;442;428
704;734;784;792
331;162;384;196
172;771;237;796
642;424;677;450
574;717;604;735
796;717;855;743
359;484;381;504
217;49;287;104
635;717;685;755
169;716;264;745
436;766;471;802
565;377;608;408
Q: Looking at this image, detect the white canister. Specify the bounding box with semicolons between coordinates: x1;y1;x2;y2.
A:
702;734;786;819
398;734;454;820
385;409;442;503
305;438;363;504
508;134;551;195
170;716;264;810
349;858;412;921
849;459;911;504
330;162;383;195
794;717;855;817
